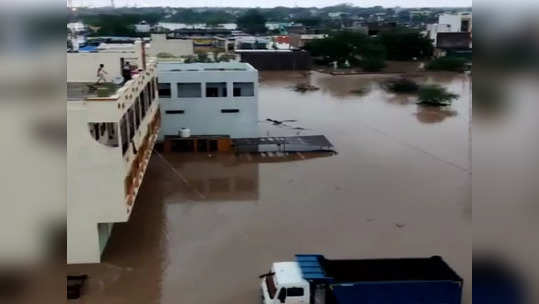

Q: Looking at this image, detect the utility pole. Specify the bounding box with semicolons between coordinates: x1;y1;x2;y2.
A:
111;0;115;8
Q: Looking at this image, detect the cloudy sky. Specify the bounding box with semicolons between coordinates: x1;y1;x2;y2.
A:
72;0;472;8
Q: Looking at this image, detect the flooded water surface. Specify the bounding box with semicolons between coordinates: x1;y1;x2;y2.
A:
68;71;472;303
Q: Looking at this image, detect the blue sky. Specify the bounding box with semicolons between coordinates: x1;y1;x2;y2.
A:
72;0;472;8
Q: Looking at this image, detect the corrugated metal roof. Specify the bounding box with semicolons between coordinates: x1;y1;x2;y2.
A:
296;254;333;282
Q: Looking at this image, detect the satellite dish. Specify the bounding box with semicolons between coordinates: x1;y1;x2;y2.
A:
112;76;124;85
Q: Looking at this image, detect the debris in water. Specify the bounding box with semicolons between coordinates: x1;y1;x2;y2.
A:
394;223;406;229
294;83;320;92
67;275;88;300
266;118;298;125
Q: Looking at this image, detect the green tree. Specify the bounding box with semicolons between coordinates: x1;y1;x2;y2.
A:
378;29;434;60
304;31;386;71
417;85;458;106
237;9;268;35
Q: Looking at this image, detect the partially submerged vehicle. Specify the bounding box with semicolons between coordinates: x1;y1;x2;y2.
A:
260;254;462;304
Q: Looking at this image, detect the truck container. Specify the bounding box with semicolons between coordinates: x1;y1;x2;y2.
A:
260;254;463;304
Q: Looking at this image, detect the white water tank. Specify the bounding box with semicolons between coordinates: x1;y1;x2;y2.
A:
180;128;191;138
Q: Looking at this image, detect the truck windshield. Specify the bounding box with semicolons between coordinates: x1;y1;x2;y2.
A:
266;274;277;299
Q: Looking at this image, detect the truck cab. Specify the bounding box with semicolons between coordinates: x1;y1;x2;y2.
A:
261;262;310;304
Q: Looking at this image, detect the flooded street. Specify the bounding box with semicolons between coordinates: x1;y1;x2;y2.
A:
68;71;472;303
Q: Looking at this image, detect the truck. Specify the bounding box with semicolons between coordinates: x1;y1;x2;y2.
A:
260;254;463;304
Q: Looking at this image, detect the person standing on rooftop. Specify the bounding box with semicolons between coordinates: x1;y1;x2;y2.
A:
96;64;108;84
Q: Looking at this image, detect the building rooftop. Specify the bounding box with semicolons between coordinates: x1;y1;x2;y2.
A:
67;82;121;101
157;62;256;72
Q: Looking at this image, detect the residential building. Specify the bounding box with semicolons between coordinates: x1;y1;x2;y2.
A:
236;49;313;71
67;43;161;264
157;62;259;140
135;20;151;33
149;33;194;57
427;12;472;45
289;33;328;49
435;32;472;58
235;36;271;50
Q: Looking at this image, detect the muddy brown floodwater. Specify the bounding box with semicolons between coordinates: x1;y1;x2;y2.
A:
68;71;472;304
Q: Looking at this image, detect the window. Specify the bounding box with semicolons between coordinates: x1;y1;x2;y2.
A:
206;82;227;98
134;98;141;129
233;82;255;97
140;91;147;119
221;109;239;113
127;107;135;141
178;83;202;98
120;116;128;155
150;78;156;101
158;83;171;98
287;288;304;297
166;110;185;114
146;83;152;106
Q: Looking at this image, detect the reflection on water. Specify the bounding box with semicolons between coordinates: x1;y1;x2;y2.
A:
416;105;458;124
69;70;473;304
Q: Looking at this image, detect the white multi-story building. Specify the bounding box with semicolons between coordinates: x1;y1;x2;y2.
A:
157;62;258;141
67;44;161;264
149;33;195;58
427;12;472;45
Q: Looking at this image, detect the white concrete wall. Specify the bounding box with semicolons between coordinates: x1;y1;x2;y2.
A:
157;62;258;140
149;34;194;57
439;14;463;32
67;41;143;83
67;61;160;264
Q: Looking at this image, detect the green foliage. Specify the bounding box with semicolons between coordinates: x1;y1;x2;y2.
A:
82;15;140;36
165;9;235;24
293;18;323;27
417;85;458;106
359;57;386;72
426;57;468;72
383;78;420;93
304;31;386;70
378;29;434;60
237;9;268;35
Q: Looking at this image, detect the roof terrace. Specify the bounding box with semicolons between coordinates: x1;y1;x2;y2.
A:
157;62;256;73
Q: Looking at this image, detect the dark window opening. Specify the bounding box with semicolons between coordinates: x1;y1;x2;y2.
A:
120;116;128;154
233;82;255;97
158;83;171;98
134;98;141;129
171;140;194;152
166;110;185;114
287;288;304;297
178;83;202;98
140;91;147;119
206;82;227;97
127;107;135;141
221;109;239;113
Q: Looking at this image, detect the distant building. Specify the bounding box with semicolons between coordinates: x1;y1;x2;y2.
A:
235;36;271;50
435;32;472;58
157;62;259;140
135;20;151;33
236;49;312;71
289;33;328;49
328;12;350;19
149;33;194;57
427;12;472;46
67;41;161;264
367;22;397;36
